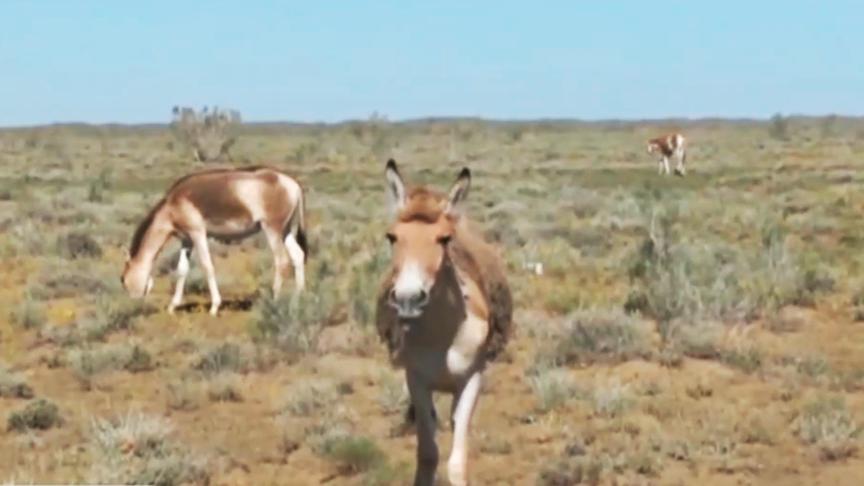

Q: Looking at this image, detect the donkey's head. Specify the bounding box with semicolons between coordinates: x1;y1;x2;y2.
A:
121;252;154;299
647;141;659;154
383;159;470;319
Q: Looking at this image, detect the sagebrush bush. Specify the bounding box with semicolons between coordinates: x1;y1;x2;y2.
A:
347;246;389;327
0;363;34;399
591;380;631;418
9;296;45;330
283;381;338;417
31;272;110;300
57;231;103;259
321;435;386;474
626;203;829;334
534;309;651;369
249;293;328;360
206;373;243;403
376;372;408;415
528;368;584;413
67;342;154;388
793;398;861;461
192;341;249;376
88;412;209;485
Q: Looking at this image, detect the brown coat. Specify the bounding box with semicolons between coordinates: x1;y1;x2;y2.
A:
375;188;513;365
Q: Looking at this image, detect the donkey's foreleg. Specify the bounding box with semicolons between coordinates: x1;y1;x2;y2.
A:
663;156;672;175
285;232;306;292
190;233;221;315
407;371;438;486
168;246;192;314
448;371;482;486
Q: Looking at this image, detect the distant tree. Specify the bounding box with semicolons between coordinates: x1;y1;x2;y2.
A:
170;106;242;162
769;113;789;141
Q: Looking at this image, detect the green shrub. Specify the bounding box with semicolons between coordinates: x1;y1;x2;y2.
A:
7;399;63;432
321;435;386;474
249;293;327;360
57;231;103;259
192;342;249;376
534;309;651;370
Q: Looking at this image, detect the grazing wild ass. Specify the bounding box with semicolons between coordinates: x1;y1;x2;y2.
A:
647;132;687;175
376;160;512;486
121;166;307;315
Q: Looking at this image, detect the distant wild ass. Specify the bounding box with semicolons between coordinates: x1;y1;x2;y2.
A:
121;166;307;315
647;132;687;175
376;160;512;486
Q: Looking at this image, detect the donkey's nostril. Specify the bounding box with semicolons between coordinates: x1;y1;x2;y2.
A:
415;289;429;305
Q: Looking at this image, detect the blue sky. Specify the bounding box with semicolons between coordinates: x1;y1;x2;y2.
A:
1;1;862;126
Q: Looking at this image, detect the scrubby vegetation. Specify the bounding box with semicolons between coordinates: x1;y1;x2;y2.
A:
2;118;864;483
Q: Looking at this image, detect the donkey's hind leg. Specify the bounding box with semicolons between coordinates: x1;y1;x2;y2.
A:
168;242;193;314
189;231;221;315
285;232;306;292
263;224;290;296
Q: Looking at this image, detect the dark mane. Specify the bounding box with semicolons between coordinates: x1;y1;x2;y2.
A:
399;187;446;224
165;165;273;191
129;198;166;258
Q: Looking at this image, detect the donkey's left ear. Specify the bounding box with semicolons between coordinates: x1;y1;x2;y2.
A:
385;159;407;215
445;167;471;217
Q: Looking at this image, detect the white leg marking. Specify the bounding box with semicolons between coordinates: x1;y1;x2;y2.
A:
285;233;305;292
407;371;438;486
190;233;221;315
168;247;191;314
448;372;482;486
663;156;671;175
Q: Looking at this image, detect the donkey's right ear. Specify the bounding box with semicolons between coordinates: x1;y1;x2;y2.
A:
385;159;406;215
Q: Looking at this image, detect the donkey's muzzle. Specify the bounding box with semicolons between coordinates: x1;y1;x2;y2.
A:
388;288;429;319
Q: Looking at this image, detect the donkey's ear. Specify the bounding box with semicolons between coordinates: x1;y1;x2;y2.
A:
385;159;406;215
445;167;471;217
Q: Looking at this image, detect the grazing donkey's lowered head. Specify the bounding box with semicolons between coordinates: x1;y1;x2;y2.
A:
121;167;307;315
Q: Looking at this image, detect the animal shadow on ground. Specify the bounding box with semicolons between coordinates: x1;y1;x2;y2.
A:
172;296;256;314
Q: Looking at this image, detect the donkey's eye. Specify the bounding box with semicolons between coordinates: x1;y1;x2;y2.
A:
437;235;452;245
386;233;397;244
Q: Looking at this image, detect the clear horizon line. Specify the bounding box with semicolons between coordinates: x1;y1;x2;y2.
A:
2;112;862;130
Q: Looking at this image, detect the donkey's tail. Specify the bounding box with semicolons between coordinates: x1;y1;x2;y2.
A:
284;185;308;261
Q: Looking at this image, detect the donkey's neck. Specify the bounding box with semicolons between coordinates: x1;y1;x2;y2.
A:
131;213;173;271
